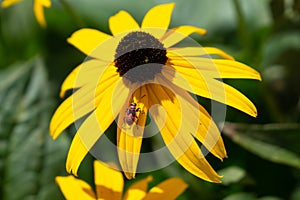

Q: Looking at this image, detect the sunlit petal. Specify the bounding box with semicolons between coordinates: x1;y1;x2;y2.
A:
109;10;140;35
168;57;261;80
144;178;188;200
162;25;207;48
60;59;109;98
94;161;123;200
66;77;129;175
124;176;153;200
50;66;119;139
55;176;96;200
67;28;112;59
141;3;175;39
162;65;258;117
117;86;148;179
168;47;234;60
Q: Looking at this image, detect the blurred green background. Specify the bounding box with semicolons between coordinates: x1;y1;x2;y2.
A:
0;0;300;199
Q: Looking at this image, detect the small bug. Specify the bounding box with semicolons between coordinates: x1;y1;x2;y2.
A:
125;103;141;125
124;95;145;127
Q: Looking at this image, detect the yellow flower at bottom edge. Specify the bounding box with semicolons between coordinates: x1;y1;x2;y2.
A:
50;3;261;182
1;0;51;27
56;160;188;200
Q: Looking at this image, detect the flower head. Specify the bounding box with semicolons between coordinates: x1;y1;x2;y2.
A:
56;160;188;200
1;0;51;27
50;3;261;182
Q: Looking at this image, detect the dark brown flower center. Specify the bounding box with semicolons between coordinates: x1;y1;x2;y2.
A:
114;31;167;83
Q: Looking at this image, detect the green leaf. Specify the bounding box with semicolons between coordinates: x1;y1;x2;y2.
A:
224;192;257;200
291;186;300;200
218;166;246;185
259;197;284;200
224;193;283;200
0;57;70;200
222;122;300;170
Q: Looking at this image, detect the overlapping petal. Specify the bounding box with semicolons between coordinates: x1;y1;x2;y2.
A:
162;65;258;117
169;57;261;80
50;86;95;139
147;83;222;183
67;28;112;59
162;25;207;48
157;76;227;160
141;3;175;39
167;47;234;60
57;160;188;200
144;178;188;200
50;65;119;139
124;176;153;200
94;161;124;200
109;10;140;35
117;86;148;179
55;176;96;200
59;59;110;98
66;77;129;175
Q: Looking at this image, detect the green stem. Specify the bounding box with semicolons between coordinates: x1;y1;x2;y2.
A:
0;10;11;67
59;0;85;28
232;0;250;50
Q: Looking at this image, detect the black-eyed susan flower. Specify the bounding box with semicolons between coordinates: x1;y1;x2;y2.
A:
1;0;51;27
50;3;261;183
56;160;188;200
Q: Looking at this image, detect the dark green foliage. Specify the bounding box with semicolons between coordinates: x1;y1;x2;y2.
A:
0;58;69;200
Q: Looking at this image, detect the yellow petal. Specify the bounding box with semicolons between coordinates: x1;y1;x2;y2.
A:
55;176;96;200
109;10;140;35
117;86;148;179
33;0;47;28
60;67;80;98
66;77;129;175
162;25;207;48
156;76;227;160
210;59;261;80
94;161;123;200
50;88;96;140
147;84;222;183
59;59;110;98
192;103;227;160
1;0;23;8
162;65;258;117
141;3;175;39
65;134;89;176
203;47;235;60
38;0;51;7
144;178;188;200
169;57;261;80
167;47;234;60
67;28;112;59
124;176;153;200
50;66;119;139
